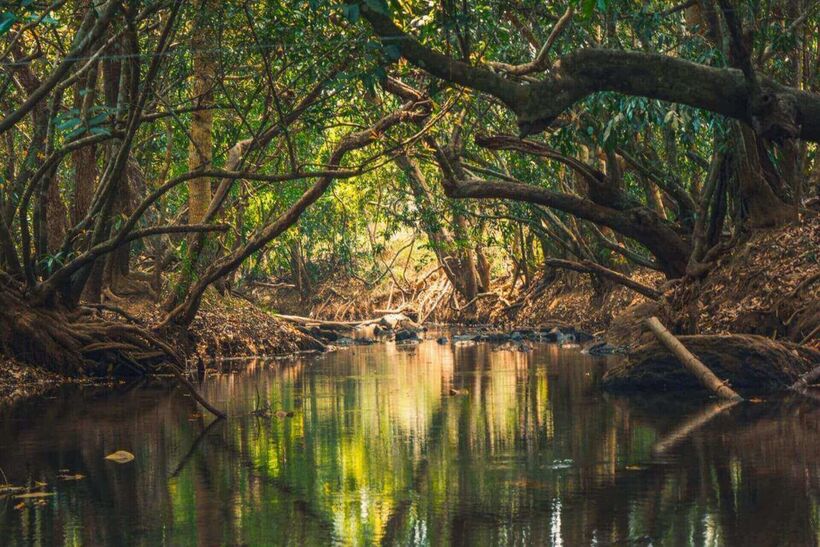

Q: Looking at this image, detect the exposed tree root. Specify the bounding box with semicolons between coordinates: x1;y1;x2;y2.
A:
0;283;225;417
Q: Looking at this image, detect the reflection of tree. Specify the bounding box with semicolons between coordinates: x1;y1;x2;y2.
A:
2;347;820;545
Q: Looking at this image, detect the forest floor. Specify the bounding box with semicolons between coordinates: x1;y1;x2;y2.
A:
260;216;819;352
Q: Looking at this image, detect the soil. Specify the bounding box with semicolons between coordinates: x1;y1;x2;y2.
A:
0;289;324;406
602;334;820;394
669;215;820;347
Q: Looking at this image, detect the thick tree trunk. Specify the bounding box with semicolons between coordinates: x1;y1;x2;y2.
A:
732;123;797;228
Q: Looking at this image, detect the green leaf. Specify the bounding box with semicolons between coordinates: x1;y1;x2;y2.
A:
364;0;389;15
383;44;401;61
342;3;359;23
56;117;81;131
0;12;16;36
65;126;86;140
87;112;108;127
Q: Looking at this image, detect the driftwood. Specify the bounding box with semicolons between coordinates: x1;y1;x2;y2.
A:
419;280;451;324
454;291;498;312
545;258;661;299
643;317;743;400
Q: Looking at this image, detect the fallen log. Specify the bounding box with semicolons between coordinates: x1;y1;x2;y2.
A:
545;258;661;300
643;317;743;400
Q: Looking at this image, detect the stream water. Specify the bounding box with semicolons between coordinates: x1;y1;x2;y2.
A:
1;335;819;546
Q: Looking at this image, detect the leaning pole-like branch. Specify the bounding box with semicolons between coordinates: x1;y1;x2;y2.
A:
643;316;743;401
546;258;662;300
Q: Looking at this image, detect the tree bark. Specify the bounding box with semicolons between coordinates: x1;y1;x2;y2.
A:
186;0;216;224
359;4;820;142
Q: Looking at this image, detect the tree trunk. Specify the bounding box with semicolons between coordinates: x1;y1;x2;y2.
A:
186;0;216;224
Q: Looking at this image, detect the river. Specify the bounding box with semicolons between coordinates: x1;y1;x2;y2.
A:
1;335;818;545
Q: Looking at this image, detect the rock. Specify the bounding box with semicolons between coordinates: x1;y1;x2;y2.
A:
452;334;478;343
583;341;621;356
510;331;524;341
395;329;420;342
574;330;594;343
436;337;449;344
336;337;355;347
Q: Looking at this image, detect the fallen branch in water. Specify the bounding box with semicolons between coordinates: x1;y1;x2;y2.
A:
546;258;662;300
643;317;743;401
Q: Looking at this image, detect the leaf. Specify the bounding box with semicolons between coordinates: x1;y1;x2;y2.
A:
342;3;359;23
383;44;401;61
105;450;135;464
87;112;109;127
56;117;81;131
0;13;16;36
364;0;389;15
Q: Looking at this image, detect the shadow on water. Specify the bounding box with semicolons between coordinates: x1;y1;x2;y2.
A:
1;336;819;545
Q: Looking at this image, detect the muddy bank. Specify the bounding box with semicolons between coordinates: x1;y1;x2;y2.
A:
0;357;93;407
602;334;820;394
0;292;324;406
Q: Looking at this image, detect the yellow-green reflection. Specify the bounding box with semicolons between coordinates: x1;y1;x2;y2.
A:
1;337;819;545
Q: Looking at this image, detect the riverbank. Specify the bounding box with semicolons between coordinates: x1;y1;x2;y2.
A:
0;291;325;406
2;218;817;407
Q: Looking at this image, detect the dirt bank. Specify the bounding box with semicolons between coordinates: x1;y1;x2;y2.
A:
0;291;324;406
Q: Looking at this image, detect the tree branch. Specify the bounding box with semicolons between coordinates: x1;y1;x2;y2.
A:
545;258;661;299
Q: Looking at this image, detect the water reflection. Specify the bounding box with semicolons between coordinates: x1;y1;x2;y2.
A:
1;339;819;545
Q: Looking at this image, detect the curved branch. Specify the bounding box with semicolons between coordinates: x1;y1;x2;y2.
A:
359;6;820;142
545;258;661;300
